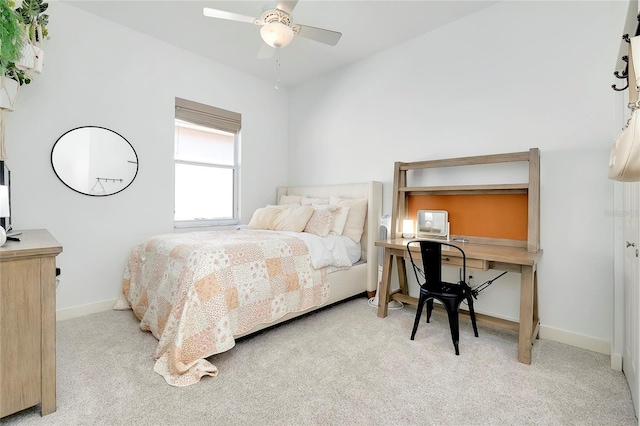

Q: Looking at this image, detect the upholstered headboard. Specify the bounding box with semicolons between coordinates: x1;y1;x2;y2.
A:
276;182;383;293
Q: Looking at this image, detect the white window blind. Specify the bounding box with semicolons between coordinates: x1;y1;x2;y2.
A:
175;97;241;133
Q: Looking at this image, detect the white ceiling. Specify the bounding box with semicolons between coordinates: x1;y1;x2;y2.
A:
65;0;499;88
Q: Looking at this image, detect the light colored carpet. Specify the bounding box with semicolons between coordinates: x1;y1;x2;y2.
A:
2;296;637;425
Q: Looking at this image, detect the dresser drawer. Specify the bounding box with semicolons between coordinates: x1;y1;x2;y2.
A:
404;251;489;271
441;255;488;271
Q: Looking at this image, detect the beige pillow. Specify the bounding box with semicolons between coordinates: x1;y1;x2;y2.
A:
301;197;329;206
248;207;281;230
329;196;368;242
278;195;302;205
266;204;293;209
329;206;350;236
272;206;314;232
304;208;335;237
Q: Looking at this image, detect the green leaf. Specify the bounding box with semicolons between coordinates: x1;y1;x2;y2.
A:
0;0;25;74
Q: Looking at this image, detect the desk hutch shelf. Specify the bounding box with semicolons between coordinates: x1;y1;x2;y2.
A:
390;148;540;252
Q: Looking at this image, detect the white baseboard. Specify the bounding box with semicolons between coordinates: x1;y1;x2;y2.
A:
470;307;612;357
56;299;118;321
610;342;623;371
539;325;610;356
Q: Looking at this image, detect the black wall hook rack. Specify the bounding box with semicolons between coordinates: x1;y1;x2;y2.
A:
613;13;640;92
613;55;629;91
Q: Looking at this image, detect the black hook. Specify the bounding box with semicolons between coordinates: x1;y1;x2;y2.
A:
613;41;631;92
612;13;640;92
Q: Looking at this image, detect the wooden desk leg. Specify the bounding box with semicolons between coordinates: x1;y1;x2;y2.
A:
533;268;540;340
377;249;393;318
396;256;408;295
518;265;535;364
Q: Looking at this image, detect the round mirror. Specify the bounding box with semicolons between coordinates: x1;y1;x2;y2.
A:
51;126;139;196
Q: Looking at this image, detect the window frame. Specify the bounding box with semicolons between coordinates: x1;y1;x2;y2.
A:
173;118;240;229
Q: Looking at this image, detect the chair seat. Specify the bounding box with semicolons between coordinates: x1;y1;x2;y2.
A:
422;282;462;296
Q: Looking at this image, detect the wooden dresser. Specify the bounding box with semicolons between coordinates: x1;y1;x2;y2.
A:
0;229;62;418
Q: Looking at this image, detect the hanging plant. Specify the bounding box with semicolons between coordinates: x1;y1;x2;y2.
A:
4;61;30;85
0;0;25;75
15;0;48;44
14;0;48;74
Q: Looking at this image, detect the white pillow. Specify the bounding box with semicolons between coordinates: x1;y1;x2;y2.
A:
329;206;350;236
301;197;329;206
329;197;368;243
266;204;294;209
278;195;302;205
248;205;314;232
248;207;281;230
272;206;314;232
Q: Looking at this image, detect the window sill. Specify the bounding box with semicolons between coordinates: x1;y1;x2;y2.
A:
174;220;240;232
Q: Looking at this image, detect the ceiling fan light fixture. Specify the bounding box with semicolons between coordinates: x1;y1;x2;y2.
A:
260;21;294;48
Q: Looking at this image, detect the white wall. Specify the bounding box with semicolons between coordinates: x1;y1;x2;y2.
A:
288;1;619;345
4;2;289;312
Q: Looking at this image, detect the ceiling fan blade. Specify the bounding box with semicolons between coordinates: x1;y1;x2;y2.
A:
203;7;259;24
295;24;342;46
276;0;298;15
257;42;275;59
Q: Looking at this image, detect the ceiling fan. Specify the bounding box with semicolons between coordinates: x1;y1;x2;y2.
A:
203;0;342;50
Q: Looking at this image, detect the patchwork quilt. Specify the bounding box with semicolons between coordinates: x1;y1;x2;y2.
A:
122;229;329;386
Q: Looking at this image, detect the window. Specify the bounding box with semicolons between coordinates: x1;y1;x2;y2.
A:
174;98;241;227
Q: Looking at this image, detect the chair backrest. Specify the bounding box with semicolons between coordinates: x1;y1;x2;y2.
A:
407;240;466;289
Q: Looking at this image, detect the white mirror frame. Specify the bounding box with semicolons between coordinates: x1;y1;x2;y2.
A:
416;210;449;239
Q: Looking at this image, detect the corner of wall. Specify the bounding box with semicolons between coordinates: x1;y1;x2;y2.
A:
610;343;623;371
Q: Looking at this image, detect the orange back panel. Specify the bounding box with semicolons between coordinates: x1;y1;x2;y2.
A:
407;194;528;241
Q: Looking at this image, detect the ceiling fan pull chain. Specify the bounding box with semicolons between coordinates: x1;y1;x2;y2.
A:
275;48;281;90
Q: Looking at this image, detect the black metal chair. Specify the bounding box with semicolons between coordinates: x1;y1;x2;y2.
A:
407;240;479;355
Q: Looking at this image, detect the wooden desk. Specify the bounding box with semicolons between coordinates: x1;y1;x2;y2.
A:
376;238;541;364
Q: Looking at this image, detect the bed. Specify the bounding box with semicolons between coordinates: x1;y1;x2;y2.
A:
115;182;382;386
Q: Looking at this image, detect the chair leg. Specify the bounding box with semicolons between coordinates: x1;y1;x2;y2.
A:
442;300;461;355
411;293;428;340
467;294;479;338
426;299;434;323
